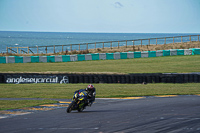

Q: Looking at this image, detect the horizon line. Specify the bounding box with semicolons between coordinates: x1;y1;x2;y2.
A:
0;30;200;34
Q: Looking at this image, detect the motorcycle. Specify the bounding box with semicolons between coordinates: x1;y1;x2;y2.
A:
66;89;88;113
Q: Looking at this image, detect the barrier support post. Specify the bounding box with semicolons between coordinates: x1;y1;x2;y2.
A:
181;36;182;43
156;38;157;45
45;46;47;54
118;41;119;48
148;39;150;46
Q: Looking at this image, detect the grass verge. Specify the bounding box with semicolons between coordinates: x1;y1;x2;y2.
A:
0;83;200;110
0;55;200;74
0;100;58;111
0;83;200;99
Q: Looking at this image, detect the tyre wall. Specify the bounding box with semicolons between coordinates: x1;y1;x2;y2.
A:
0;73;200;84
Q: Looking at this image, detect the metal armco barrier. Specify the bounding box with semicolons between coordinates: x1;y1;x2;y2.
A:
0;73;200;84
6;35;200;54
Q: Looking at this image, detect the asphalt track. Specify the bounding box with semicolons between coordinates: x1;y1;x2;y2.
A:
0;95;200;133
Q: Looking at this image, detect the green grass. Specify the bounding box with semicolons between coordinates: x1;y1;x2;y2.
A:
0;83;200;99
0;100;58;111
0;82;200;110
0;55;200;73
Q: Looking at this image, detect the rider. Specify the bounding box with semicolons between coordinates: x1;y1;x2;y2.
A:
85;84;96;106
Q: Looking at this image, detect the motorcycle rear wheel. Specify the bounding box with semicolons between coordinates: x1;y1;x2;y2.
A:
78;107;84;112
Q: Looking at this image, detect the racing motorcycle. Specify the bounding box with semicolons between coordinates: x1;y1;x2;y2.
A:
66;89;88;113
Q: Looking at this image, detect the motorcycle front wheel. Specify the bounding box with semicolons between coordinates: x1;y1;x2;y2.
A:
66;101;75;113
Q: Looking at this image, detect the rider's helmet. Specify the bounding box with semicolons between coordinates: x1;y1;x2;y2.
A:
87;84;94;90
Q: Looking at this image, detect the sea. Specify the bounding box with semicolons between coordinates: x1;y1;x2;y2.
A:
0;31;199;54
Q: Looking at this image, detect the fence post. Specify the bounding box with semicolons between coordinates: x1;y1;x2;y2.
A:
17;47;19;54
118;41;119;48
156;38;157;45
37;46;39;54
181;36;182;43
148;39;150;46
110;41;112;49
6;47;8;53
45;46;47;54
198;35;199;41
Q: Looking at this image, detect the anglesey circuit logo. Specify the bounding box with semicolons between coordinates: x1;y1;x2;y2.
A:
6;75;69;84
60;76;69;84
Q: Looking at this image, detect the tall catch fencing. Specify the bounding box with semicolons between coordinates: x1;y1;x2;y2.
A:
6;35;200;54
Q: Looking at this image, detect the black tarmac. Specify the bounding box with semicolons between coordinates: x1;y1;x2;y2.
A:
0;95;200;133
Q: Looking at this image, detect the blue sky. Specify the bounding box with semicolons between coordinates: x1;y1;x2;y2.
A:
0;0;199;33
